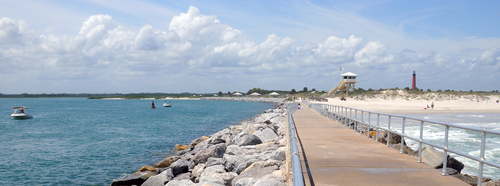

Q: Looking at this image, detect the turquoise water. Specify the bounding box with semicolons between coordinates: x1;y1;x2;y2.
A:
372;112;500;180
0;98;273;185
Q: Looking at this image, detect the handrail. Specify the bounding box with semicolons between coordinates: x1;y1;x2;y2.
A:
309;103;500;186
287;103;304;186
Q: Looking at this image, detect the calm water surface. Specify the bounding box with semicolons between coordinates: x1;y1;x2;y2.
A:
0;98;273;185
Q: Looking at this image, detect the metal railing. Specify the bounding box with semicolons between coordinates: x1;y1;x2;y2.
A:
309;103;500;185
287;103;304;186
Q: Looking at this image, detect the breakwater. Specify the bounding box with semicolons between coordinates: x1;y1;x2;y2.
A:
111;103;289;185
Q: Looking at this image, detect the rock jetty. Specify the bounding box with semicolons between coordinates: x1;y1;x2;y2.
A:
111;105;289;186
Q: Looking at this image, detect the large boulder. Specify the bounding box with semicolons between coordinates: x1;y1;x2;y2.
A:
223;154;246;172
111;171;157;186
193;143;227;164
199;165;238;186
231;165;278;185
233;134;262;146
260;113;280;121
191;163;205;179
153;155;180;168
252;173;287;186
141;168;174;186
169;158;190;176
270;147;286;161
189;137;207;148
377;130;404;145
253;128;278;142
209;129;231;145
422;146;464;173
191;140;209;155
206;157;224;167
173;172;191;180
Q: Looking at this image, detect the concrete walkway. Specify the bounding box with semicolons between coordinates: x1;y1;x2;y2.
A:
292;104;468;186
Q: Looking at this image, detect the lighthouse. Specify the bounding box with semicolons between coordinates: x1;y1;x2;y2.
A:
412;71;416;90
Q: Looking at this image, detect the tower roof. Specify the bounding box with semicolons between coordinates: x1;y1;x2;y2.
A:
341;72;357;77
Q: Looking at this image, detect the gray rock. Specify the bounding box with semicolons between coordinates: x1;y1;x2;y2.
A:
234;178;256;186
253;179;286;186
252;170;287;186
225;145;242;155
189;137;206;148
206;157;224;167
271;147;286;161
191;163;205;179
141;168;174;186
254;128;278;142
234;134;262;146
191;139;209;155
235;162;250;174
165;179;195;186
209;129;231;145
200;165;238;186
232;166;278;186
223;154;245;172
253;116;265;123
193;143;227;164
422;146;464;173
173;172;191;180
377;130;403;145
169;158;190;176
260;113;280;121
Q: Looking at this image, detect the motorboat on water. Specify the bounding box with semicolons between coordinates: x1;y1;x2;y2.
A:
151;101;156;109
11;106;33;119
163;101;172;107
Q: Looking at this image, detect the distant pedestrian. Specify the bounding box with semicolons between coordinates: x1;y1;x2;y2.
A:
431;102;434;109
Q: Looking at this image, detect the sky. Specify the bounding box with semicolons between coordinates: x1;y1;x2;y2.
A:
1;0;499;94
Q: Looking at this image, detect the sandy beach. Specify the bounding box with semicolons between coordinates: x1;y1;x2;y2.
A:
309;90;500;114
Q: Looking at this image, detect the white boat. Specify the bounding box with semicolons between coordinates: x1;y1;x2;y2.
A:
11;106;33;119
163;101;172;107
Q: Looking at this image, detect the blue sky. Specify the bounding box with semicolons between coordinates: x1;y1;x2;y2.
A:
1;0;499;93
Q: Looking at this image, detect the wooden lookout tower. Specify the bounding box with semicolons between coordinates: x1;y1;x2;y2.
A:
326;72;359;97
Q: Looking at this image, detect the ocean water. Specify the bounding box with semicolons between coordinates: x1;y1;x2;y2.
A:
376;113;500;180
0;98;273;185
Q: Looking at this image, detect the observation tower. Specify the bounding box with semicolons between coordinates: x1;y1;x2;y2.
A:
326;72;359;97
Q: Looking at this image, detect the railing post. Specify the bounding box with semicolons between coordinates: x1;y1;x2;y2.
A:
441;124;449;175
386;115;391;147
400;117;406;154
376;114;380;142
354;110;358;131
417;120;424;163
367;113;371;138
478;130;487;186
360;111;364;135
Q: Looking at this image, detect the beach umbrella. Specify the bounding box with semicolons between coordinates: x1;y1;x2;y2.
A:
233;92;243;96
250;92;261;96
269;92;279;97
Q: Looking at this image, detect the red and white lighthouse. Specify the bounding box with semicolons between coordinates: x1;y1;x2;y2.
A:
412;71;416;90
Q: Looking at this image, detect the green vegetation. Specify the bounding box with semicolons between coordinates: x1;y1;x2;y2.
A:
2;88;497;99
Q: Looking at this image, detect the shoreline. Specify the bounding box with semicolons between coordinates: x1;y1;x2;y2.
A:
309;97;500;115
